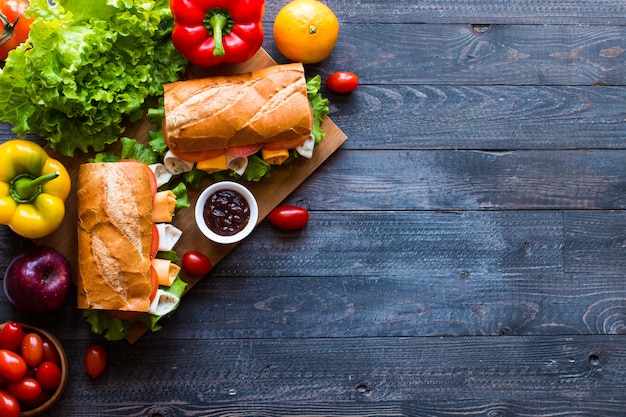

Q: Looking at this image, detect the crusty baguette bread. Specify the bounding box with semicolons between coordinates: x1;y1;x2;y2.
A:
76;162;153;312
163;63;312;152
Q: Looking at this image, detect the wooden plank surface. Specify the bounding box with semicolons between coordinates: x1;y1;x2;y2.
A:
1;0;626;415
263;1;626;25
41;335;626;416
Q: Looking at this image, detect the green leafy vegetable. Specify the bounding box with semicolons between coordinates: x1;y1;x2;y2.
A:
0;0;188;156
169;182;190;211
83;277;188;341
307;75;330;144
91;137;160;164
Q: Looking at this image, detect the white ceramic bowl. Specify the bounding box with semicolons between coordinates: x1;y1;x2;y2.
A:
195;181;259;245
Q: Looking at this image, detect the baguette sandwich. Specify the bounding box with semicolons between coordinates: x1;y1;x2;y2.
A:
76;161;186;340
161;63;329;179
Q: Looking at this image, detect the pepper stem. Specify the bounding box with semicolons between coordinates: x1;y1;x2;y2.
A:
210;13;226;56
204;8;235;57
10;172;59;203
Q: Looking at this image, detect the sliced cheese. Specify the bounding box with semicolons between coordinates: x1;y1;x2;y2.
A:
261;148;289;165
152;190;177;223
164;150;194;175
148;163;173;187
147;289;180;316
197;153;229;173
151;258;181;287
156;223;182;251
226;153;248;176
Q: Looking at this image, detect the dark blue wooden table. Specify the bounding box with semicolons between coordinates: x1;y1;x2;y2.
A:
2;1;626;415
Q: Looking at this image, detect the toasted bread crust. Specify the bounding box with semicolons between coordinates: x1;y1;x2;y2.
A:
76;162;153;312
163;63;313;152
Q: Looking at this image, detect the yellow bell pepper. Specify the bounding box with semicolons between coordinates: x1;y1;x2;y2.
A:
0;139;71;239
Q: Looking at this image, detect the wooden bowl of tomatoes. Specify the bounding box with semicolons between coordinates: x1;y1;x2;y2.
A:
0;322;68;417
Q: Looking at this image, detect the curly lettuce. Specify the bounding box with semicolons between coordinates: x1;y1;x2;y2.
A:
0;0;188;156
84;276;188;341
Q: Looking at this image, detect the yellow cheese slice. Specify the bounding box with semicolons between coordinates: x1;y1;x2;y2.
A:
261;148;289;165
197;154;229;173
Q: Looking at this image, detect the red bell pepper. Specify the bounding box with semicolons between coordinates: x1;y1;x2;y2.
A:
171;0;265;67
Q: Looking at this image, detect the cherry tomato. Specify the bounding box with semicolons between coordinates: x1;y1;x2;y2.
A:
181;251;212;276
36;361;61;391
20;333;43;367
0;0;34;61
19;388;51;412
0;350;26;381
6;376;41;402
267;205;310;230
0;322;23;352
326;71;359;93
84;344;107;379
41;337;61;366
0;390;20;417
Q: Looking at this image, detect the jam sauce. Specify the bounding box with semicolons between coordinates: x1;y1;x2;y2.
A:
203;189;250;236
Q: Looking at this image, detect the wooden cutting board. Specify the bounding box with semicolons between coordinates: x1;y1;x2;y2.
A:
36;48;348;342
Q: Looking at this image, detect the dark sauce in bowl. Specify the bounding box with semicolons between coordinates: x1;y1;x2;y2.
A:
203;189;251;236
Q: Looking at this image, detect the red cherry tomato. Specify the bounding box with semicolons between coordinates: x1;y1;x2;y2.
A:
0;323;23;352
326;71;359;93
41;338;61;366
0;390;20;417
0;350;26;381
20;333;43;367
36;361;62;391
181;251;212;276
6;376;41;402
19;389;52;412
267;205;310;230
0;0;34;61
84;344;107;379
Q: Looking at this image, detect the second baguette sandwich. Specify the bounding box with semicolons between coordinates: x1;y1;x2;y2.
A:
76;161;155;313
163;63;313;155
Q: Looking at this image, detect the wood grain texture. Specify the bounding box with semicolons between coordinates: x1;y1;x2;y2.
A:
43;336;626;416
265;23;626;86
264;0;626;25
323;86;626;150
1;0;626;415
287;150;626;210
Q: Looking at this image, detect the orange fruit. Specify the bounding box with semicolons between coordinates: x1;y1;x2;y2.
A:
273;0;339;64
